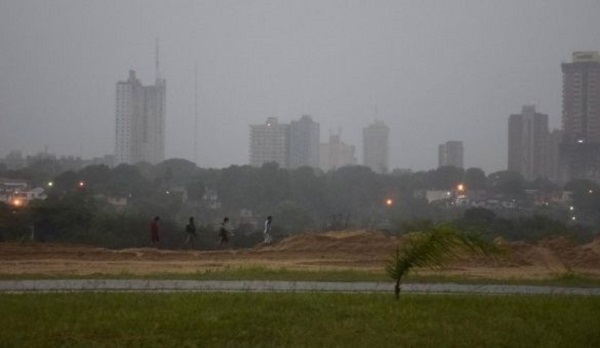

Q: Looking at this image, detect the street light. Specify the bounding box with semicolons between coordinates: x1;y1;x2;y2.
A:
11;198;23;208
385;198;393;206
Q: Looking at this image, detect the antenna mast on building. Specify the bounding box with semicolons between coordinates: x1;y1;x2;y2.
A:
155;38;161;81
194;62;198;165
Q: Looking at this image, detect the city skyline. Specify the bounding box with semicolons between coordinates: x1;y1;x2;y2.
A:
2;1;600;173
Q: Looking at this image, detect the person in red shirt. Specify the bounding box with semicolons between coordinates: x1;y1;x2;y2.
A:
150;216;160;247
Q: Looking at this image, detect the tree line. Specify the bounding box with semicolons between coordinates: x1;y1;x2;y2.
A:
1;158;598;248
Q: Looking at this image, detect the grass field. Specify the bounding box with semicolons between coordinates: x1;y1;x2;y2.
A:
1;292;599;347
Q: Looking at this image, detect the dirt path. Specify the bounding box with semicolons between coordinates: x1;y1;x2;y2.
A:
1;231;599;280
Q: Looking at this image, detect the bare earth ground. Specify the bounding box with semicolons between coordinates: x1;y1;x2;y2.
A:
1;230;600;280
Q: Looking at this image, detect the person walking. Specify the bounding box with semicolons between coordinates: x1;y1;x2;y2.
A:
183;217;197;248
263;215;273;245
217;217;231;248
150;216;160;247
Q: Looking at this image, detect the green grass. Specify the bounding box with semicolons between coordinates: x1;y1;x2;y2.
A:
1;292;599;347
2;267;600;287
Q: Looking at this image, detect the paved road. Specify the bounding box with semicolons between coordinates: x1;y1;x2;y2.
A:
1;280;599;295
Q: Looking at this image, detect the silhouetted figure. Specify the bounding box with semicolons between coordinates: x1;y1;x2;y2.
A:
217;217;231;248
150;216;160;247
263;215;273;245
183;217;197;248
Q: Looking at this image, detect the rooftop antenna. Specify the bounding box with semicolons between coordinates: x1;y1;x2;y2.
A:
155;38;161;81
194;62;198;165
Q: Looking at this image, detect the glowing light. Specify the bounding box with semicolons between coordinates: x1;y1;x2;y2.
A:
385;199;393;206
78;181;85;187
48;182;53;187
12;199;23;207
457;184;465;192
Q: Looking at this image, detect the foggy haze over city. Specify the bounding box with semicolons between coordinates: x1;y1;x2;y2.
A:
2;1;600;173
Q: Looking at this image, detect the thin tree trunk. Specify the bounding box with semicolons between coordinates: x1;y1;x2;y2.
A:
394;279;401;300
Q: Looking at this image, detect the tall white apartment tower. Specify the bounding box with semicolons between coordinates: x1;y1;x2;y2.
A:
289;115;320;169
249;117;290;168
115;70;166;165
363;120;390;174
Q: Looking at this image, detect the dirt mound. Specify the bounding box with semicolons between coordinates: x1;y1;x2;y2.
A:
1;231;600;278
572;236;600;268
496;236;600;270
272;230;400;255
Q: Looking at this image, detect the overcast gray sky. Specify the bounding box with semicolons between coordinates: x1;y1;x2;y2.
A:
1;0;600;173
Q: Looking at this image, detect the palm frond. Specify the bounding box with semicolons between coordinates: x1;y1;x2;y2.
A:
386;223;502;297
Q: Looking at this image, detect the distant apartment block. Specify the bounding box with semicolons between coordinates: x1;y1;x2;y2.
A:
508;105;549;181
560;51;600;183
438;141;464;168
320;132;357;172
363;120;389;174
289;115;320;169
249;117;290;168
249;116;321;169
115;70;166;165
508;105;548;180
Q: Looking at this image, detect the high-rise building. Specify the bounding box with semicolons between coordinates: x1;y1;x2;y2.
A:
363;120;389;174
249;117;290;168
289;115;320;169
508;105;549;181
115;70;166;165
547;129;563;183
438;141;464;168
560;51;600;182
319;133;357;172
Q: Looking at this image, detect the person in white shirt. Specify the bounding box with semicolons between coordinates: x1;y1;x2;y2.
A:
263;216;273;245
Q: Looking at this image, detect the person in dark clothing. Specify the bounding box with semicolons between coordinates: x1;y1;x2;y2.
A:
150;216;160;247
183;217;197;248
217;217;231;248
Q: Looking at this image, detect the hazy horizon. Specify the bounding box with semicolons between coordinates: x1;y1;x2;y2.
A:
2;0;600;173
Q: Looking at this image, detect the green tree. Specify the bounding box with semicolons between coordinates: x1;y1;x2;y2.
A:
109;164;151;199
153;158;198;186
217;165;261;211
289;166;327;220
565;179;600;228
325;166;382;225
29;191;96;242
487;170;525;198
464;167;487;190
273;200;314;234
430;166;464;190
